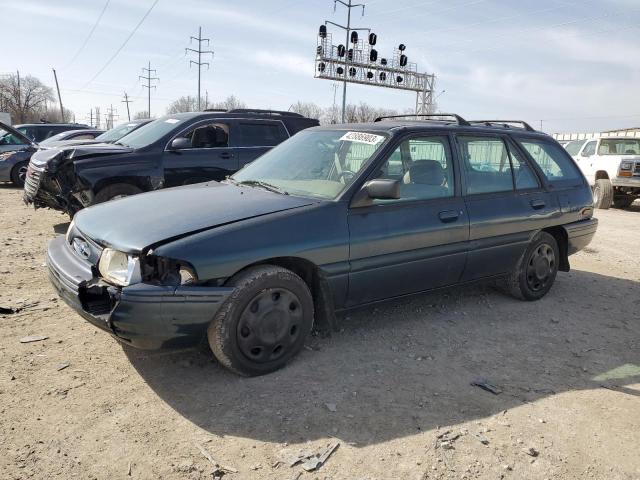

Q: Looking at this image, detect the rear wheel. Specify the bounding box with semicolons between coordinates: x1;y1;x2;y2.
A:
10;161;28;187
613;195;635;209
503;231;559;301
208;265;314;376
95;183;143;204
593;179;613;209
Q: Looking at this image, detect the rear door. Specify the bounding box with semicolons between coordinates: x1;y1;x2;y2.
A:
236;120;289;169
456;133;556;281
163;119;238;187
347;134;469;306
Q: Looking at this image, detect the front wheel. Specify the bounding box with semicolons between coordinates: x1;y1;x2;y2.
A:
613;195;635;209
95;183;143;204
10;160;29;187
208;265;314;376
593;179;613;209
503;231;559;301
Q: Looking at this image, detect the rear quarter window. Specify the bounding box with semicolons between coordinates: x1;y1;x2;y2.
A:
516;138;583;187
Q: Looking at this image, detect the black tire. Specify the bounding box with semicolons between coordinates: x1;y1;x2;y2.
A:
94;183;143;204
10;161;28;187
503;231;559;301
613;195;635;209
208;265;314;376
593;179;613;209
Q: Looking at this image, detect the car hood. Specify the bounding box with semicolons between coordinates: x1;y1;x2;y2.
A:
73;182;316;253
30;143;133;168
40;138;107;150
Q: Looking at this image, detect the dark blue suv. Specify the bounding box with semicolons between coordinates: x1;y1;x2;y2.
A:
46;114;597;376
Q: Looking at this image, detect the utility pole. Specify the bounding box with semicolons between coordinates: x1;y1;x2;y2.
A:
95;107;101;129
121;91;132;121
186;26;214;111
205;90;209;110
87;108;94;127
325;1;367;122
139;62;159;117
52;68;65;122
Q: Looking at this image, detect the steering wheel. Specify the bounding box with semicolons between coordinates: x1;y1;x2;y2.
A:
338;169;357;183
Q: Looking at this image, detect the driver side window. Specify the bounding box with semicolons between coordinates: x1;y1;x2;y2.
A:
178;122;230;149
582;141;596;156
374;136;454;202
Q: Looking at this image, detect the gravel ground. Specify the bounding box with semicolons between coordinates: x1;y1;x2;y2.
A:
1;183;639;480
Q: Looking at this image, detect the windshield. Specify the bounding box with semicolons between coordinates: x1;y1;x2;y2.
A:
564;140;585;156
0;127;28;146
598;138;640;155
39;131;72;146
232;129;388;200
115;116;189;148
97;122;143;142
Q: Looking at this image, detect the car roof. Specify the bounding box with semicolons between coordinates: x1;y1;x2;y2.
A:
14;123;90;128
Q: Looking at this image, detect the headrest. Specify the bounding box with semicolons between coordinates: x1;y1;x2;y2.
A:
404;160;445;185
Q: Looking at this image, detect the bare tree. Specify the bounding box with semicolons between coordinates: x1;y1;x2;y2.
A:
289;101;323;120
0;73;56;123
209;95;246;111
166;95;207;114
133;111;149;120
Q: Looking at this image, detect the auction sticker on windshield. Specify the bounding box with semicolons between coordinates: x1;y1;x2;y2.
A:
339;131;385;145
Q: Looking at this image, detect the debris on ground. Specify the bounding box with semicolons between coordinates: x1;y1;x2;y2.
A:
470;378;502;395
56;363;70;371
301;442;340;471
474;433;490;445
0;306;15;314
279;447;317;467
19;335;49;343
522;447;539;457
194;442;238;474
435;430;464;450
324;402;337;412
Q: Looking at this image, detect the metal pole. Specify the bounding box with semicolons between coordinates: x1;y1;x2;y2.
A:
197;26;202;111
148;61;151;116
122;92;131;121
341;0;351;123
52;68;64;122
16;70;21;122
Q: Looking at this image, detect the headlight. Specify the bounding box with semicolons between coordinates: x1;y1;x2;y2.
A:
620;161;633;171
98;248;141;286
0;152;13;161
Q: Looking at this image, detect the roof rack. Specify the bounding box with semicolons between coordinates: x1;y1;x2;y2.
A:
226;108;304;118
469;120;535;132
374;113;470;126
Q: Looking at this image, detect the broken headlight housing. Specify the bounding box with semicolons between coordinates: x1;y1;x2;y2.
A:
98;248;142;287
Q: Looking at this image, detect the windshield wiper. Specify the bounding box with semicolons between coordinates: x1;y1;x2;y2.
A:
237;179;288;195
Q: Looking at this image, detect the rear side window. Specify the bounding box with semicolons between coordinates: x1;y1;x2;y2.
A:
517;139;583;186
457;136;514;194
239;122;288;147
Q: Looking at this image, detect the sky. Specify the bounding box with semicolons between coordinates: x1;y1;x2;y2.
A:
2;0;639;133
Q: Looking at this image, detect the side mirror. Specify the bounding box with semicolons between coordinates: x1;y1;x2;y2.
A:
365;178;401;199
351;178;400;207
169;137;191;150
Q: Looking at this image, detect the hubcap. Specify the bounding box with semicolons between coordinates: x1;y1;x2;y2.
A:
18;166;28;183
526;243;556;292
236;288;303;363
593;186;599;204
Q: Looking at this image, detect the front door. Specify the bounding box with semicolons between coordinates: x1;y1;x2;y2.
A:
236;120;290;169
456;134;556;281
347;134;469;306
163;120;238;187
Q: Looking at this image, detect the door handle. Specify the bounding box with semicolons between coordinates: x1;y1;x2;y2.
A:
220;152;234;159
438;210;459;223
530;199;546;209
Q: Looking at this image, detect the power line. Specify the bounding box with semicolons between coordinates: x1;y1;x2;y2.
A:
80;0;160;89
186;26;214;111
139;61;159;117
65;0;111;69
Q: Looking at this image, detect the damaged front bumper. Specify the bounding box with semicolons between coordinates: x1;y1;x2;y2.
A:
23;162;86;214
46;235;234;349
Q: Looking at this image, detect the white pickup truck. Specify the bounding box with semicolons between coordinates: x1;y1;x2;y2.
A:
565;137;640;209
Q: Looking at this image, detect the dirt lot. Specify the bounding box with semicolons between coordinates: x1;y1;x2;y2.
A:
1;183;639;480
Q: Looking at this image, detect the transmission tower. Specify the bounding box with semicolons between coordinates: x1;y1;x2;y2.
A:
139;62;159;117
105;104;119;129
186;26;214;111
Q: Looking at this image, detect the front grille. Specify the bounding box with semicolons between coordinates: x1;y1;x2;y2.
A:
23;163;42;199
634;162;640;174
